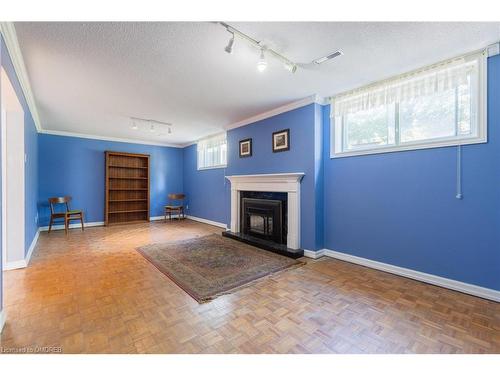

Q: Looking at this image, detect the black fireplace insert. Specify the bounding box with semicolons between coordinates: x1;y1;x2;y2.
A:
240;191;287;245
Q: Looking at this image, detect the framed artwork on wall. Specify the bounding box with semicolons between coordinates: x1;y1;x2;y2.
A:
272;129;290;152
239;138;252;157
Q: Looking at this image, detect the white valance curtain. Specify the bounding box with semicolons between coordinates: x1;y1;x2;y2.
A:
331;50;485;118
197;132;227;169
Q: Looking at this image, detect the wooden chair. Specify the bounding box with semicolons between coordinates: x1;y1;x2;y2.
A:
48;196;84;234
164;193;186;221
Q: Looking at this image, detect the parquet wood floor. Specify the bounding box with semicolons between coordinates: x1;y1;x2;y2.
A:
1;220;499;353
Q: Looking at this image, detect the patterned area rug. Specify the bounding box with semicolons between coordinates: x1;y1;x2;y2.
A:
137;234;303;303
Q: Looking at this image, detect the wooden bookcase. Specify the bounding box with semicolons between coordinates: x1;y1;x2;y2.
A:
105;151;150;225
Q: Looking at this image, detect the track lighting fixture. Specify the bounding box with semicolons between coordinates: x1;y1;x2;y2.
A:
130;117;173;135
224;32;235;54
257;49;267;72
284;61;297;73
218;22;298;74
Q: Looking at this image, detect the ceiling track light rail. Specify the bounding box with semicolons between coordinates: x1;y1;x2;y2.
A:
218;21;298;73
130;117;173;134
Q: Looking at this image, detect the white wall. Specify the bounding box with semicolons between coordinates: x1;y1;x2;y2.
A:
1;67;25;269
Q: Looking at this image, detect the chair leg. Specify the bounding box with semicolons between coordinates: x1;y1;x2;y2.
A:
48;216;53;233
80;213;84;231
164;209;167;222
64;217;69;235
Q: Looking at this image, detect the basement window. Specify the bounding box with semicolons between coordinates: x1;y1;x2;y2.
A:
197;133;227;170
330;50;487;158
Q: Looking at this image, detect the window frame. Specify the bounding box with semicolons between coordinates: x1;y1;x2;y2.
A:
330;53;488;159
197;133;228;170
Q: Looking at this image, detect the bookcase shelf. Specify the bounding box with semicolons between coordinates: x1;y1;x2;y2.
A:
105;151;150;225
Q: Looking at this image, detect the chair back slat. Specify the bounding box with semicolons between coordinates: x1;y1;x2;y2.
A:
168;193;185;200
168;193;185;205
48;196;72;213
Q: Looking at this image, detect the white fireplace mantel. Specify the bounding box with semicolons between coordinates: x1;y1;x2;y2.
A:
225;173;305;249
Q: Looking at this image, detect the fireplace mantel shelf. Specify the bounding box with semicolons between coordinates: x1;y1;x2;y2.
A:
225;173;305;184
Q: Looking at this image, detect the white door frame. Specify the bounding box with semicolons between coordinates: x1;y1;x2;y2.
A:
1;67;25;271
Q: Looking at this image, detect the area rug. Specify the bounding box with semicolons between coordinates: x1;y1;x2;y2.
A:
136;234;303;303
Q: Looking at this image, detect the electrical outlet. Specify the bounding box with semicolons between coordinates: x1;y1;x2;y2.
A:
35;213;38;224
186;205;189;210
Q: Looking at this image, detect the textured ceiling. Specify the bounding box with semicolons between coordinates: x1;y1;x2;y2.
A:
14;22;500;145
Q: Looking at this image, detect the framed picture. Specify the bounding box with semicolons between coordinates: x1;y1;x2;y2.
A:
239;138;252;157
272;129;290;152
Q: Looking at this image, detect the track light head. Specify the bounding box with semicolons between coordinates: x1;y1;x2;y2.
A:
131;120;138;130
257;49;267;72
284;61;297;73
224;32;235;54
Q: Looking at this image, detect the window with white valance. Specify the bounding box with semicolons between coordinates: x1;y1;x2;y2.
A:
330;50;487;158
197;133;227;170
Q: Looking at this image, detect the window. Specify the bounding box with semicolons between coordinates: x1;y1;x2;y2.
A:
331;51;487;157
197;133;227;170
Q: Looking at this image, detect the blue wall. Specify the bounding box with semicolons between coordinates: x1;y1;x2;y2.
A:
227;103;323;251
182;144;229;225
1;35;39;256
182;104;324;250
38;134;184;226
322;54;500;291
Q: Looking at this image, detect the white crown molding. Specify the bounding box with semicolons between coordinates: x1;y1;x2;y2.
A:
0;22;42;131
487;42;500;57
180;95;326;148
39;129;184;148
0;28;323;149
306;248;500;303
224;94;324;131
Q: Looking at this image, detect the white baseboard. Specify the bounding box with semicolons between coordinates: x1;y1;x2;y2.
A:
186;215;228;229
150;215;181;221
3;229;40;270
151;215;226;229
25;228;40;266
310;248;500;303
3;259;27;270
39;221;104;232
0;309;5;333
303;249;325;259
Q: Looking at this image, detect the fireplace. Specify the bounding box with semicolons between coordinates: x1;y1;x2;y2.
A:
240;191;287;245
223;173;304;258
